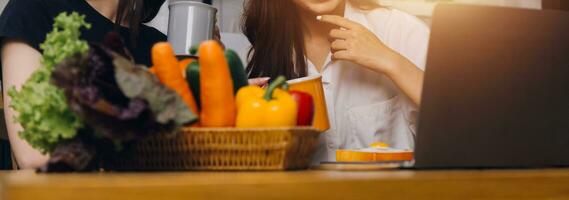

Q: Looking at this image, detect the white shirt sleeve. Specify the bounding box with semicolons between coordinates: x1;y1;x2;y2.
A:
394;10;430;138
398;12;430;71
366;9;430;70
366;9;431;138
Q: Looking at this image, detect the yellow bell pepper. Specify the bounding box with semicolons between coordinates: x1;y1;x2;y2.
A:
236;76;298;128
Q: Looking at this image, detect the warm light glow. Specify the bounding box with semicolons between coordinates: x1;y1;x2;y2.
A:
380;0;542;18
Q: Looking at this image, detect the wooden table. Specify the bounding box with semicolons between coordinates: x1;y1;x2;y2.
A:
1;169;569;200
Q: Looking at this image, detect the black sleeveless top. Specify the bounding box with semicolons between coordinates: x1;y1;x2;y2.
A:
0;0;167;67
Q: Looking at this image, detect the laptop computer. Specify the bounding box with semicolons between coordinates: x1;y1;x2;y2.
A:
414;4;569;168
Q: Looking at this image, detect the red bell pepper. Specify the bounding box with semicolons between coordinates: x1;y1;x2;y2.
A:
289;91;315;126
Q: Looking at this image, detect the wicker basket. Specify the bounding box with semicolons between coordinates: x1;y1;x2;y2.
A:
108;127;322;171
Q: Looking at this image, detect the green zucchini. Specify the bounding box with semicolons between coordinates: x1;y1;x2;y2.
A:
225;49;249;93
186;61;201;108
185;49;248;109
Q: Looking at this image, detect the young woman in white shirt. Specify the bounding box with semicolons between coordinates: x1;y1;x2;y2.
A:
242;0;430;162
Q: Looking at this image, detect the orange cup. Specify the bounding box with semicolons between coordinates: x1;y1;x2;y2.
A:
288;75;330;132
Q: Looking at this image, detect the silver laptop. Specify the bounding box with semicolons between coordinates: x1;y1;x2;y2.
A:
414;4;569;168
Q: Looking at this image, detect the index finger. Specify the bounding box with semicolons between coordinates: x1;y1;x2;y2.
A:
248;77;270;87
317;15;360;30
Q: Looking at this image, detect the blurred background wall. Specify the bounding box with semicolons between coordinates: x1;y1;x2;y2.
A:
146;0;545;36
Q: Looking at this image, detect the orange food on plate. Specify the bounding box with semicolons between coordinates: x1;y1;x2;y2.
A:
336;149;413;162
370;142;389;148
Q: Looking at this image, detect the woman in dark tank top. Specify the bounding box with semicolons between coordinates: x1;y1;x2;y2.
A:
0;0;167;66
0;0;167;169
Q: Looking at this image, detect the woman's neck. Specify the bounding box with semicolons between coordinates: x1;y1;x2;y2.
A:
299;3;345;71
300;3;345;39
86;0;120;22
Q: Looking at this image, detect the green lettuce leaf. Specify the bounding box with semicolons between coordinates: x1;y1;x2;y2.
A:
7;12;90;153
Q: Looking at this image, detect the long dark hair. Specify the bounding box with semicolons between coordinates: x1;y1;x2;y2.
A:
115;0;165;45
242;0;306;80
242;0;381;80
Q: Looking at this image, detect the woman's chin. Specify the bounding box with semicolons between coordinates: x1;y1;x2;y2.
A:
295;0;344;15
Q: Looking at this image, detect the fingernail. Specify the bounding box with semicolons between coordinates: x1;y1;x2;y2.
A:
316;16;322;21
261;77;271;81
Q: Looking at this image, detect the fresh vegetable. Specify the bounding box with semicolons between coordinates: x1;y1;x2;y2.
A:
199;41;236;127
52;33;197;141
186;61;201;108
236;76;298;128
148;58;190;77
148;66;156;74
114;55;197;127
178;58;194;78
40;136;95;172
189;45;199;55
289;91;315;126
101;32;133;60
184;50;247;108
151;42;199;114
7;12;90;153
48;33;197;172
225;50;248;93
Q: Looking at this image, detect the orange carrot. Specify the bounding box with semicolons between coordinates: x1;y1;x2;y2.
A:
148;66;157;75
151;42;199;114
199;41;236;127
149;58;192;77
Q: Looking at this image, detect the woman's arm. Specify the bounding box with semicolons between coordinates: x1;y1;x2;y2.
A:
2;40;49;169
382;53;424;106
318;15;424;106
